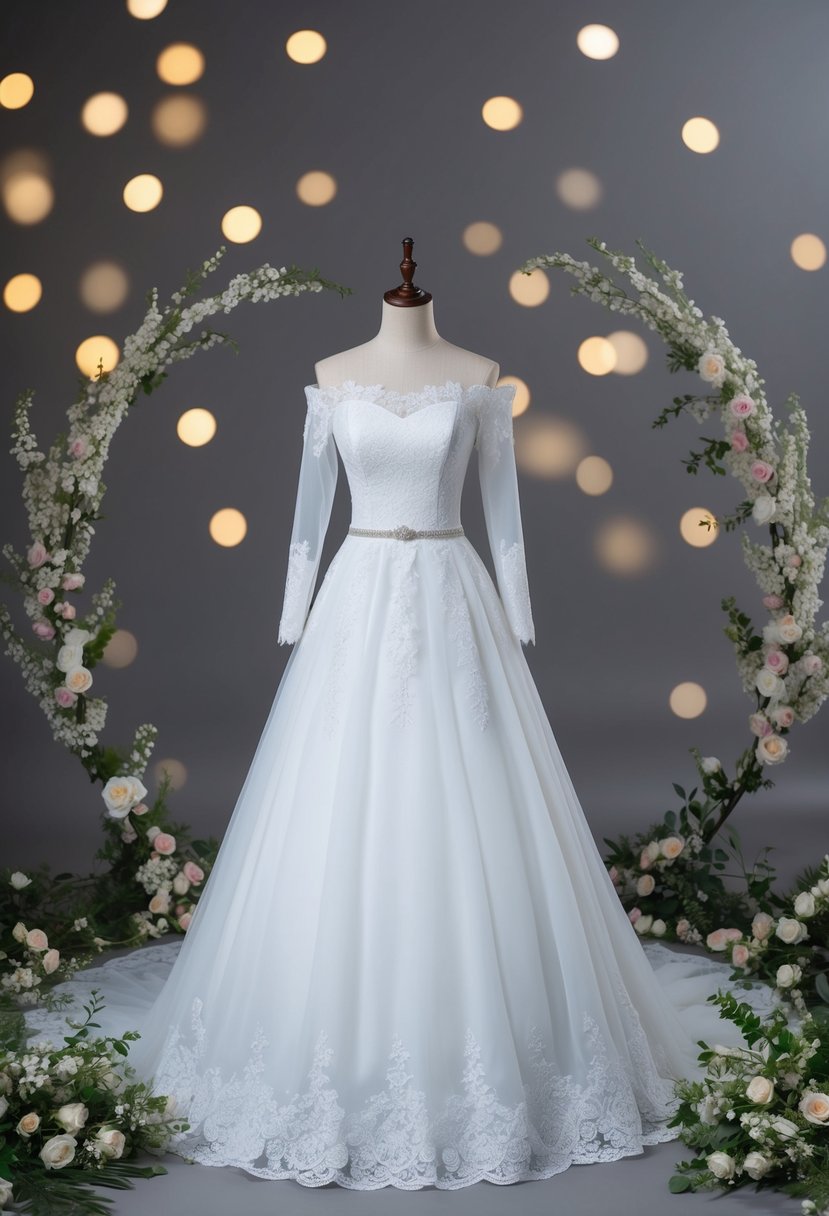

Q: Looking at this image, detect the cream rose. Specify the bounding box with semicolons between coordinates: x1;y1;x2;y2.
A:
25;928;48;951
633;914;653;935
775;917;807;945
746;1075;775;1105
55;643;84;673
40;1134;77;1169
698;350;726;384
706;928;729;951
42;948;60;974
148;891;171;915
743;1151;772;1180
799;1092;829;1125
16;1111;41;1137
751;911;774;941
756;734;788;765
651;918;667;936
776;962;802;988
94;1126;126;1159
64;665;93;694
794;891;816;918
752;493;776;524
10;872;32;890
102;775;139;819
776;614;803;643
706;1150;736;1180
54;1102;88;1134
636;873;655;897
660;835;685;859
755;668;785;699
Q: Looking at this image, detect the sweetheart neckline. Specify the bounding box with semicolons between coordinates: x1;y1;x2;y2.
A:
304;379;516;418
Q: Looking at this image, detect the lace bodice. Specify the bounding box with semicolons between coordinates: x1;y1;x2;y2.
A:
277;379;535;647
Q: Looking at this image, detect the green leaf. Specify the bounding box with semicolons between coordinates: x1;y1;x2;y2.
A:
672;783;686;800
669;1175;692;1193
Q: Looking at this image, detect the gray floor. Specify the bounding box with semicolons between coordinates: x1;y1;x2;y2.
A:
88;1141;803;1216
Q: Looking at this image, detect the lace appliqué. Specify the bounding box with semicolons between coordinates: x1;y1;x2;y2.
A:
147;992;685;1190
437;543;490;731
499;539;535;646
308;379;468;420
278;540;315;644
475;390;516;470
386;545;420;728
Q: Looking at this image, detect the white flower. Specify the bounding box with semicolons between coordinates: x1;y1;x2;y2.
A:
636;873;655;897
660;835;685;859
55;643;84;672
743;1151;772;1179
12;922;27;943
776;614;803;643
651;918;667;936
706;1150;736;1179
752;493;776;525
54;1102;88;1133
94;1126;126;1159
698;350;726;385
799;1092;829;1125
16;1110;40;1137
0;1178;12;1207
698;1094;719;1124
770;1116;799;1140
102;775;141;819
746;1075;775;1105
646;840;661;861
755;733;788;765
794;891;816;918
756;668;785;699
775;917;807;945
700;756;721;774
39;1133;77;1169
634;914;653;935
776;962;802;987
9;872;32;889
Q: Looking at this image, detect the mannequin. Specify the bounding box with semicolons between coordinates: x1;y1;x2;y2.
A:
313;237;499;396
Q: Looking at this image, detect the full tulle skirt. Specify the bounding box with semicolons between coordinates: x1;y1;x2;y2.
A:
22;535;779;1189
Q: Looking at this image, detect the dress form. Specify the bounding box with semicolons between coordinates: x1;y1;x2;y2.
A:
314;238;499;394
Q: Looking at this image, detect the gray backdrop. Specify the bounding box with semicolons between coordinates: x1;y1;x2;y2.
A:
2;0;826;893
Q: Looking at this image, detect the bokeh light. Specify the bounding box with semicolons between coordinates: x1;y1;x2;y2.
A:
296;171;337;206
556;168;603;209
123;173;163;212
127;0;168;16
462;221;503;255
157;43;205;86
499;376;531;417
79;261;130;312
607;330;648;375
221;205;262;242
578;335;617;375
285;29;327;63
576;24;620;60
153;756;187;789
509;267;549;307
791;233;826;271
680;507;718;548
0;73;35;109
76;335;120;377
669;681;707;719
210;507;247;546
515;414;588;478
481;96;523;131
594;516;657;574
151;94;207;145
575;455;613;496
81;92;128;136
103;629;139;668
2;152;54;224
682;116;720;153
4;273;42;312
177;408;217;446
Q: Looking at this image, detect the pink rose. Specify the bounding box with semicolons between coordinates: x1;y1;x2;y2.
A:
764;648;789;675
42;948;61;974
174;903;186;916
55;602;76;620
178;912;192;931
787;554;802;568
771;704;795;728
749;712;773;737
27;541;49;567
639;849;652;870
723;927;743;941
729;394;756;419
25;928;48;951
628;907;642;923
131;802;149;816
153;832;176;856
54;687;77;708
68;436;88;459
730;429;749;452
732;943;750;967
183;861;204;884
706;928;729;951
751;460;775;483
32;619;56;639
763;594;784;609
61;572;85;591
676;918;690;937
37;587;55;605
803;653;823;675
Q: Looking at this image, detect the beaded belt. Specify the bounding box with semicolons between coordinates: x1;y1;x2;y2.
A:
348;524;464;540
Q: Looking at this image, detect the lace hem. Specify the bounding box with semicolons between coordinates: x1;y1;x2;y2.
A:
144;981;684;1190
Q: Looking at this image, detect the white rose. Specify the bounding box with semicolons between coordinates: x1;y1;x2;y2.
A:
148;891;170;915
793;891;816;918
63;627;92;646
125;775;148;805
776;614;802;643
746;1076;775;1105
172;872;190;895
751;912;774;941
94;1126;126;1159
698;1094;719;1124
54;1102;88;1133
700;756;721;774
756;733;788;765
820;878;829;897
752;493;776;525
646;840;661;860
743;1151;772;1180
775;962;802;988
39;1133;77;1169
636;873;655;897
775;917;807;945
799;1092;829;1125
16;1110;41;1137
756;668;784;699
651;918;667;937
12;922;27;943
698;350;726;384
771;1116;799;1140
634;914;653;935
55;643;83;672
9;872;32;889
102;776;138;819
660;835;685;859
706;1150;736;1179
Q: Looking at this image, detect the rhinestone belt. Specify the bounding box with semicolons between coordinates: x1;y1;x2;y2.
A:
348;524;465;541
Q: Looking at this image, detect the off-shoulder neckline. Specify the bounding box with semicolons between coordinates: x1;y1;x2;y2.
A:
304;379;516;406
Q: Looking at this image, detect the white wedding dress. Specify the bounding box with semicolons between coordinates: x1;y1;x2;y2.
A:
22;379;779;1190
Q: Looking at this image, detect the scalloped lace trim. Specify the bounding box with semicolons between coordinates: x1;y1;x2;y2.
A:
278;540;315;644
498;539;535;645
145;970;683;1190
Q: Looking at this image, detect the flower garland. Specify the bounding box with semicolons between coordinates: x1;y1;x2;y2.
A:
520;238;829;947
0;248;351;975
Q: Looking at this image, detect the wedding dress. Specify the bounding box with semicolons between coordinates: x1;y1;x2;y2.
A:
22;379;779;1190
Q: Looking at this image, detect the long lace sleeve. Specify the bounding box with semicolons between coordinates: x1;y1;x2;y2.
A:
475;385;535;646
277;386;338;645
